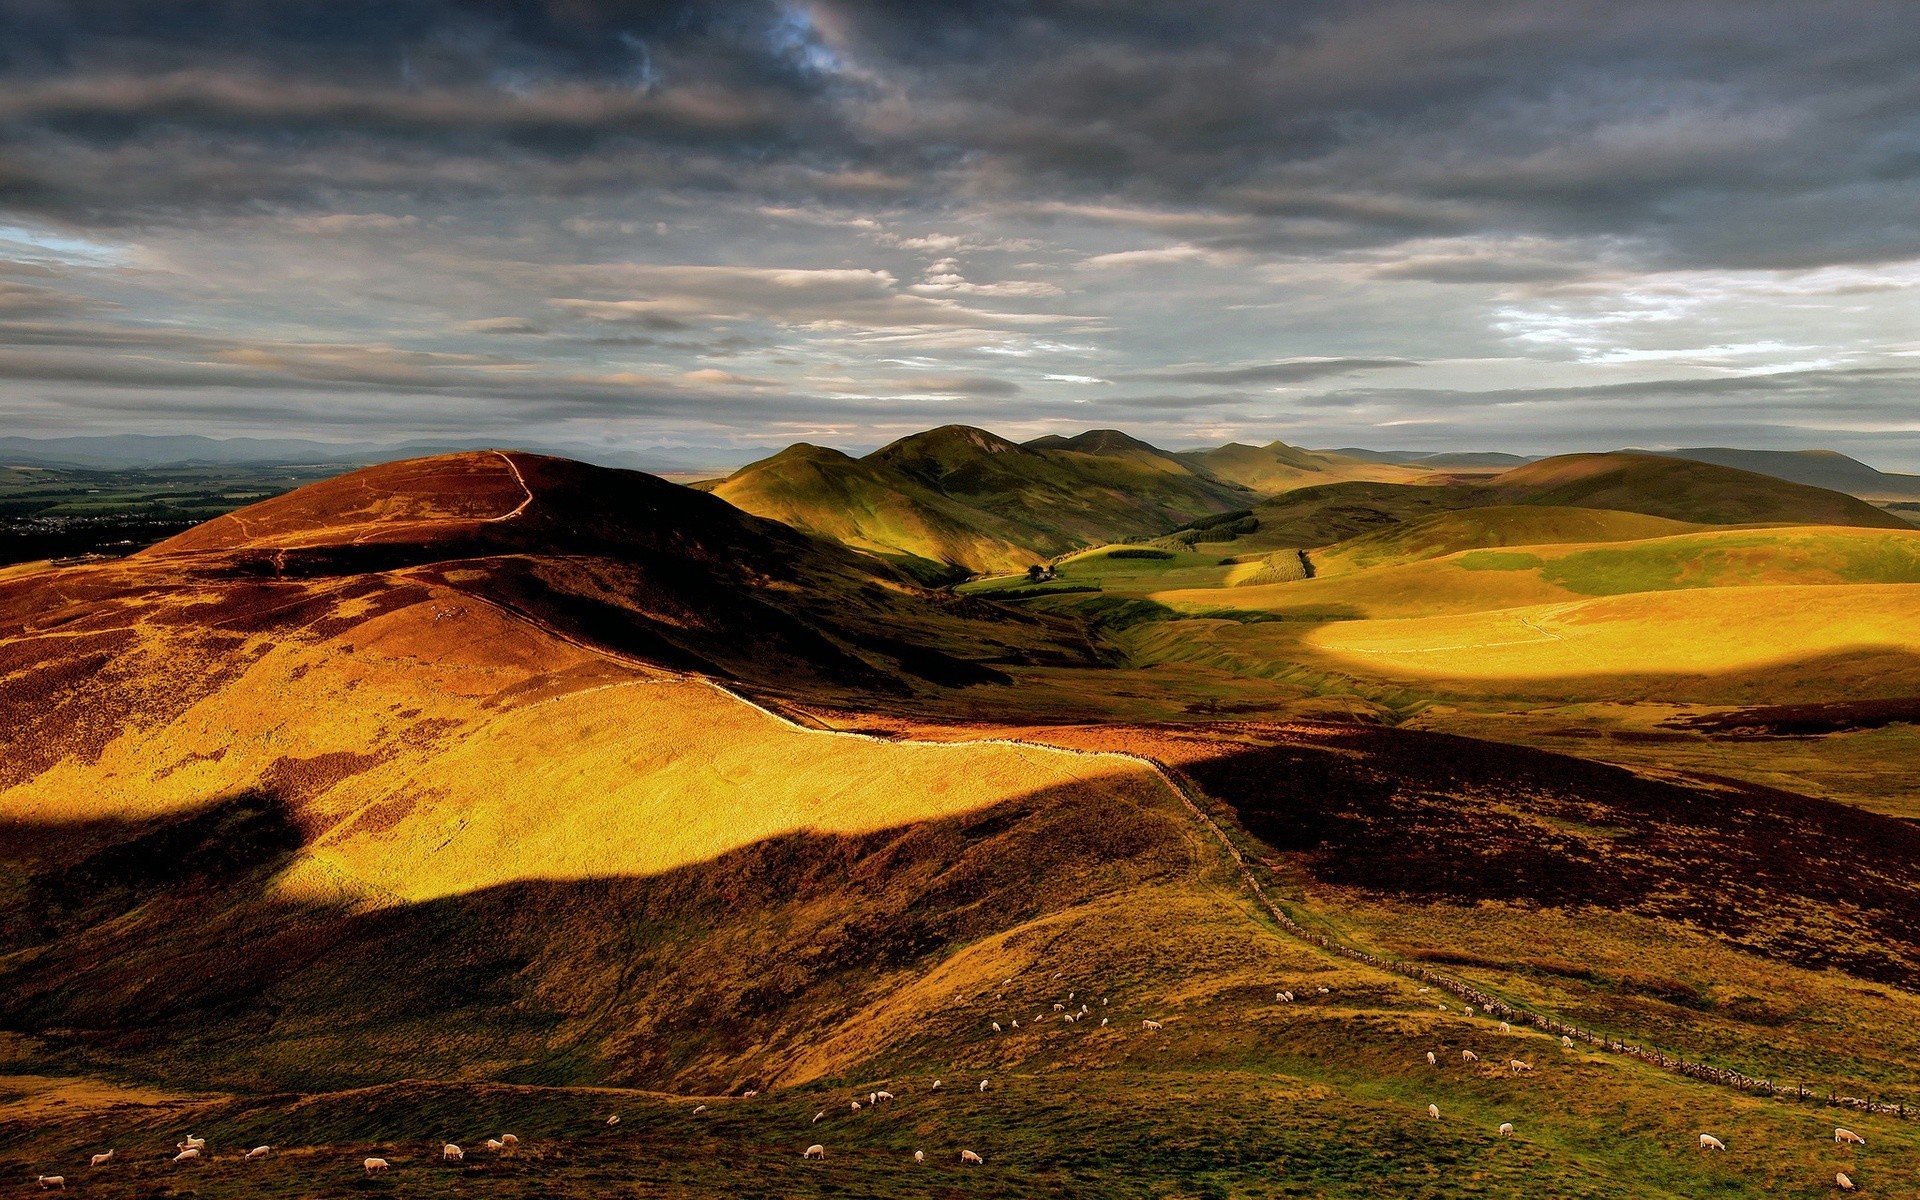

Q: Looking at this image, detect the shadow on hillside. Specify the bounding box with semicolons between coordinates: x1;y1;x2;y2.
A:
0;770;1192;1095
1183;725;1920;985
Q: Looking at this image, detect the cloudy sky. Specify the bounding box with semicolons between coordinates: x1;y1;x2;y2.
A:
5;1;1920;467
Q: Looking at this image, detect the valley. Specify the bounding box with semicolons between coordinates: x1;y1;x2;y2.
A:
0;435;1917;1198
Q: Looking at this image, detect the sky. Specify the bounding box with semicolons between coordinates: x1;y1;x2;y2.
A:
4;1;1920;468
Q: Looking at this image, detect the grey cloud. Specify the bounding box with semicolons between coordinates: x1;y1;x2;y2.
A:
1145;358;1419;385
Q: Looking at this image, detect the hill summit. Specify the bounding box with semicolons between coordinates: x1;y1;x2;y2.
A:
704;426;1254;578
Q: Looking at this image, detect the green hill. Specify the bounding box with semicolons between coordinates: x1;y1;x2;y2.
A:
1176;439;1422;492
705;425;1253;578
1315;505;1707;574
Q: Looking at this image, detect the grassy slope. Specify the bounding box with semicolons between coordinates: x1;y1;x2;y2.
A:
1490;453;1911;529
1176;440;1435;493
708;426;1254;576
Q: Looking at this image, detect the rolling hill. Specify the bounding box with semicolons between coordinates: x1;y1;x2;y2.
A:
1173;439;1434;492
1488;452;1911;528
6;447;1920;1197
1644;447;1920;500
703;425;1253;578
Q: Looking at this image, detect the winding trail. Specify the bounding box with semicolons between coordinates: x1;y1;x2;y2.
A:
694;678;1917;1123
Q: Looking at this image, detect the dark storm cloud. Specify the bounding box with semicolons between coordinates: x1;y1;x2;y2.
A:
3;1;1920;461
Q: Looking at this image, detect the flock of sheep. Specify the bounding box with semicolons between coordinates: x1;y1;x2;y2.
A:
25;969;1892;1191
35;1131;523;1188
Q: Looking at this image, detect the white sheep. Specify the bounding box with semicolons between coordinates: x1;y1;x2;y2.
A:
443;1144;464;1161
1010;1019;1020;1028
364;1158;390;1174
1318;987;1329;994
979;1078;989;1092
1509;1059;1532;1072
1427;1104;1440;1120
913;1150;925;1163
868;1092;877;1105
1101;1017;1109;1027
804;1144;825;1159
1499;1022;1511;1033
1835;1128;1866;1146
484;1139;506;1152
500;1134;519;1147
1426;1051;1437;1066
1837;1172;1855;1191
742;1090;759;1098
1561;1036;1574;1049
960;1150;984;1165
88;1151;113;1167
850;1100;861;1112
1053;1003;1066;1012
932;1081;941;1090
1499;1122;1514;1138
36;1177;63;1190
178;1137;206;1151
244;1146;271;1160
813;1112;826;1124
1699;1134;1726;1151
991;1022;1002;1032
606;1115;620;1126
875;1091;894;1102
172;1149;200;1165
693;1105;708;1115
1463;1050;1479;1062
1064;1013;1076;1023
1142;1020;1163;1031
1418;987;1430;994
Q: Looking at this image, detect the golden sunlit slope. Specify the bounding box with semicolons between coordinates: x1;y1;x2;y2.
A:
1306;583;1920;685
0;458;1194;1092
705;425;1254;576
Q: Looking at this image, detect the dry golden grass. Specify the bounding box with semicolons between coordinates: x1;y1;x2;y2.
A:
1;586;1159;905
1305;583;1920;682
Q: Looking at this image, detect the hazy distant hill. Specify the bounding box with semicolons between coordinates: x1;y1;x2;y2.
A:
1493;452;1912;528
1327;447;1537;468
1174;439;1429;492
1642;446;1920;499
704;425;1253;578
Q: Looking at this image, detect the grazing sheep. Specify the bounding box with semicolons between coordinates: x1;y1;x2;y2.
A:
1142;1020;1163;1031
1101;1017;1109;1027
178;1137;206;1151
1463;1050;1479;1062
1499;1022;1511;1033
500;1134;519;1147
88;1151;113;1167
979;1079;990;1093
850;1101;862;1112
606;1115;620;1126
172;1149;200;1165
1509;1059;1532;1072
245;1146;271;1160
913;1150;925;1163
743;1090;759;1098
1064;1013;1077;1023
1053;1003;1066;1011
875;1091;894;1102
1499;1123;1514;1138
1318;987;1329;994
932;1081;941;1091
960;1150;984;1165
364;1158;390;1174
991;1022;1002;1032
868;1093;877;1105
1699;1134;1726;1151
36;1177;63;1190
804;1145;825;1159
1418;987;1430;994
1837;1172;1855;1191
1426;1051;1437;1066
485;1140;506;1152
1068;992;1075;1000
813;1112;826;1124
1562;1036;1574;1049
693;1105;708;1115
1011;1019;1020;1028
1836;1128;1866;1146
1427;1104;1440;1120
